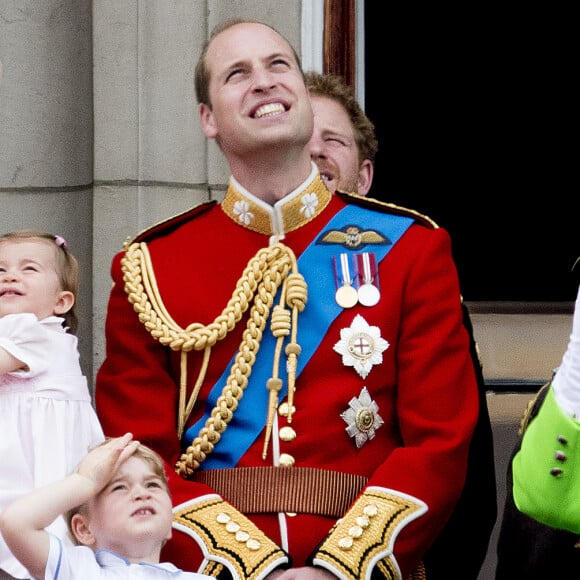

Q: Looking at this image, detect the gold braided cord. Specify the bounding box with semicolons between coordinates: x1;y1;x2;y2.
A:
262;297;290;459
124;242;266;352
121;241;307;477
285;279;304;422
177;269;307;478
179;346;211;438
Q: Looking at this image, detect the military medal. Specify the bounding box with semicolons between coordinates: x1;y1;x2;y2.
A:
334;253;358;308
333;314;390;379
336;285;358;309
341;387;384;448
356;252;380;307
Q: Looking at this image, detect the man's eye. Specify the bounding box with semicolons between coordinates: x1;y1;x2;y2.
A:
270;59;291;71
226;68;245;81
326;137;347;147
147;481;163;489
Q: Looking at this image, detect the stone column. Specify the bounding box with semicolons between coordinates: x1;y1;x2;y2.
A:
0;0;94;379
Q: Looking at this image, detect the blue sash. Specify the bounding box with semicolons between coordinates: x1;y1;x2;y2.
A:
184;204;413;468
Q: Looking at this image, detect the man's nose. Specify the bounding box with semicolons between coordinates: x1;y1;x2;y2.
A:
308;136;326;159
251;68;276;91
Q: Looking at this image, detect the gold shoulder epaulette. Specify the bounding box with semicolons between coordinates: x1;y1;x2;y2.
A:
336;190;439;229
122;200;217;250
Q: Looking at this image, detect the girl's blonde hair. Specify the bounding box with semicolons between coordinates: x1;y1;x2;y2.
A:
0;230;80;334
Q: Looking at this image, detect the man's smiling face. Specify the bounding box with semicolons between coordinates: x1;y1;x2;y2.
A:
198;22;313;156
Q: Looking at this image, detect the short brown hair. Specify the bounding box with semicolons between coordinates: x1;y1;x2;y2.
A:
305;71;378;166
0;230;80;334
195;18;303;107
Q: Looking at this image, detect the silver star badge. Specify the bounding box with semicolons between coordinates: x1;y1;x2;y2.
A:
333;314;390;379
341;387;384;448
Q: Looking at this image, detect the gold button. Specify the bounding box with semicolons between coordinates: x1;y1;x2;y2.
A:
247;539;261;550
363;503;378;517
348;525;363;538
279;426;296;441
356;515;370;528
278;402;296;417
279;453;295;467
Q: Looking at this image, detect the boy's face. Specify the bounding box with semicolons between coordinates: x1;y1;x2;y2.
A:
80;456;173;559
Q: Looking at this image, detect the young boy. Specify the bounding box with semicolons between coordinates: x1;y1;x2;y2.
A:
0;433;210;579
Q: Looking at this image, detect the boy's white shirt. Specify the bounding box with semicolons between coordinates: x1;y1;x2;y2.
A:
45;534;211;579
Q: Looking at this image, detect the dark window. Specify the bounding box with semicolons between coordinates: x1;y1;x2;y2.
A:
364;4;577;301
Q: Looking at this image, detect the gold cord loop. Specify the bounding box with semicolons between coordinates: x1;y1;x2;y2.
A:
121;240;307;478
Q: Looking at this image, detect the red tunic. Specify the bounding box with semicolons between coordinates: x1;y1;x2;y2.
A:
95;174;479;579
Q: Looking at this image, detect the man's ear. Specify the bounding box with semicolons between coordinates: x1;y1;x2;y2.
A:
357;159;374;197
199;103;218;139
53;290;75;316
70;513;96;547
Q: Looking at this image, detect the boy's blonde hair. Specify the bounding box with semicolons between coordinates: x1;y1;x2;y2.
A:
65;440;169;545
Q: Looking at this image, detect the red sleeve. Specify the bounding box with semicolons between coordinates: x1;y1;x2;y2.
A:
312;226;480;577
377;226;479;572
96;252;185;462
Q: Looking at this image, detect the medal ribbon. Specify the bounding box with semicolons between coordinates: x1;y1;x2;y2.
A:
184;205;413;468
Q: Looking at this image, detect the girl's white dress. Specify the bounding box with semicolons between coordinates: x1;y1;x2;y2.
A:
0;313;105;579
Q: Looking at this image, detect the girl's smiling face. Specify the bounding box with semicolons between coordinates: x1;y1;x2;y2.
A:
0;239;73;321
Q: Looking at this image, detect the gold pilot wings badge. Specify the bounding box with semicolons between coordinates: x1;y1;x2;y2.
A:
317;225;390;249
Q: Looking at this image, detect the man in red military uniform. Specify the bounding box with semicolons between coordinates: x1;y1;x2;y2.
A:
96;19;481;580
305;71;496;579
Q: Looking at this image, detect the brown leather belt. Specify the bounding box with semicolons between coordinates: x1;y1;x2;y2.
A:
194;466;368;518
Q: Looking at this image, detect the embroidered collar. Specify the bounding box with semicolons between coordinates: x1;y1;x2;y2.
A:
221;162;332;238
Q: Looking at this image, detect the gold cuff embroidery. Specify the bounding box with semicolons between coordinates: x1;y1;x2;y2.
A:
312;487;427;580
173;495;288;580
